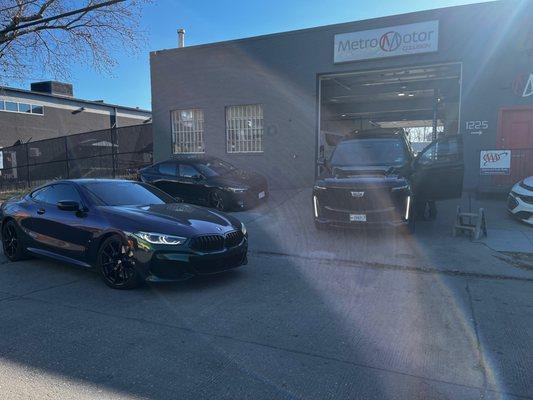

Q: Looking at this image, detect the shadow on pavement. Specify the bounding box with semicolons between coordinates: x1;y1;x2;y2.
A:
0;191;531;398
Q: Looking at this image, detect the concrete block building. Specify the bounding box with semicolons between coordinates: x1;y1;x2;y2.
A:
150;1;533;191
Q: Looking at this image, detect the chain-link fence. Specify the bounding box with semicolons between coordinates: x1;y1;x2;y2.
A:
0;124;153;194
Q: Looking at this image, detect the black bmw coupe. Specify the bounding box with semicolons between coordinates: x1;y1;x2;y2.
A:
138;156;268;211
1;179;248;289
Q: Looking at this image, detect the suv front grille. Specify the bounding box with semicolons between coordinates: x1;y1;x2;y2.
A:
319;187;400;212
191;231;245;252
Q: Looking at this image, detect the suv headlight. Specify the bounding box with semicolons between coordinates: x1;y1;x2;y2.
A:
134;232;186;245
391;184;410;192
225;187;247;193
240;222;247;236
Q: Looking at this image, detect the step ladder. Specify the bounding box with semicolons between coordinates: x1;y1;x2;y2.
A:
453;207;487;240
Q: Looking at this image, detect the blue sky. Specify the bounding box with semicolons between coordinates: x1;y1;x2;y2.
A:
16;0;493;110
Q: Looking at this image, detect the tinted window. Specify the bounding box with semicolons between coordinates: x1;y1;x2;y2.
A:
33;184;82;205
195;159;236;177
179;164;200;178
158;162;177;176
31;186;51;202
81;181;175;206
418;137;461;165
331;139;407;167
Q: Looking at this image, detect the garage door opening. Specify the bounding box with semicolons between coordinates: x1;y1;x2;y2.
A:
318;63;462;159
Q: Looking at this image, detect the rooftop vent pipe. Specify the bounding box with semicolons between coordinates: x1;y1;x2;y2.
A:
177;28;185;48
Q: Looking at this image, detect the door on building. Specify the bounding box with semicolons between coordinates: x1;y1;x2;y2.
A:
497;107;533;184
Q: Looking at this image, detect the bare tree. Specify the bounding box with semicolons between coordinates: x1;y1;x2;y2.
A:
0;0;148;82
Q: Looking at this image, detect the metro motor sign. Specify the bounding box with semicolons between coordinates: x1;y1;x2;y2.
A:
334;21;439;63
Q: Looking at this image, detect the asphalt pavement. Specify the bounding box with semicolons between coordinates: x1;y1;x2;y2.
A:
0;190;532;400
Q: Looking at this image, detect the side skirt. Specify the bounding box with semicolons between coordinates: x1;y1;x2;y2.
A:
26;247;93;269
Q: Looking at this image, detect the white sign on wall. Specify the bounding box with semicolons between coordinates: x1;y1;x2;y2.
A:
334;20;439;63
480;150;511;176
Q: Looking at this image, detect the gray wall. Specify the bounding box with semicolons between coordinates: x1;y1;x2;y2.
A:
151;0;533;190
0;93;151;148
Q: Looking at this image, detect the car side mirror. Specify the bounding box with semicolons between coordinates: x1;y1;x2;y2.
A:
57;200;80;212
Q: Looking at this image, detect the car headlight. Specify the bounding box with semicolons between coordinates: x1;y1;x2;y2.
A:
225;187;247;193
240;222;247;236
134;232;186;245
391;184;410;192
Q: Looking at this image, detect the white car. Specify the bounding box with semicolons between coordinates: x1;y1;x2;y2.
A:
508;177;533;225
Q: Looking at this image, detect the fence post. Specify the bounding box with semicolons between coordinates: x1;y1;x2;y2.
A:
111;127;117;178
65;136;70;179
25;142;30;189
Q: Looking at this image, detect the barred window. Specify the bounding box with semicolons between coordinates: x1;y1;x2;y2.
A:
171;109;205;154
226;104;263;153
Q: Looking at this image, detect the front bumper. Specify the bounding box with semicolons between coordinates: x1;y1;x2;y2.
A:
313;189;412;229
314;210;409;229
131;236;248;282
507;193;533;225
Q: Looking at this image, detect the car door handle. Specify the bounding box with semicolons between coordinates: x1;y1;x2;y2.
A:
37;208;46;215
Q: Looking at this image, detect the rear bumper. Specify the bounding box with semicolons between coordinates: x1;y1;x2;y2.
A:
228;188;269;210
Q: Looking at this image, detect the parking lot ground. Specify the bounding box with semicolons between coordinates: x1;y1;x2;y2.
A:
237;189;533;279
0;190;532;399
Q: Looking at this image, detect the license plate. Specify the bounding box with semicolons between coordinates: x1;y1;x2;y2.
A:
258;191;266;199
350;214;367;222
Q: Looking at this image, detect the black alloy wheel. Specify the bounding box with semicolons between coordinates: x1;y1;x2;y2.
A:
210;190;226;211
2;220;25;261
97;236;142;289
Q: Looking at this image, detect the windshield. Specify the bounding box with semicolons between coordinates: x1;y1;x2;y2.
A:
81;181;176;206
195;159;236;177
330;139;408;167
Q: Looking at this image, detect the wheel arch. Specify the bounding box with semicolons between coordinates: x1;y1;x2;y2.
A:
87;230;128;265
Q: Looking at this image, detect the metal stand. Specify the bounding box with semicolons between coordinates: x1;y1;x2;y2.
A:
453;207;488;240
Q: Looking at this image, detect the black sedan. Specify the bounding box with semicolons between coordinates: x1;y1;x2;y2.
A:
1;179;248;289
138;156;268;211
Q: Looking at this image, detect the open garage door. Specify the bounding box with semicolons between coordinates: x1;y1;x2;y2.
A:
318;63;462;160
